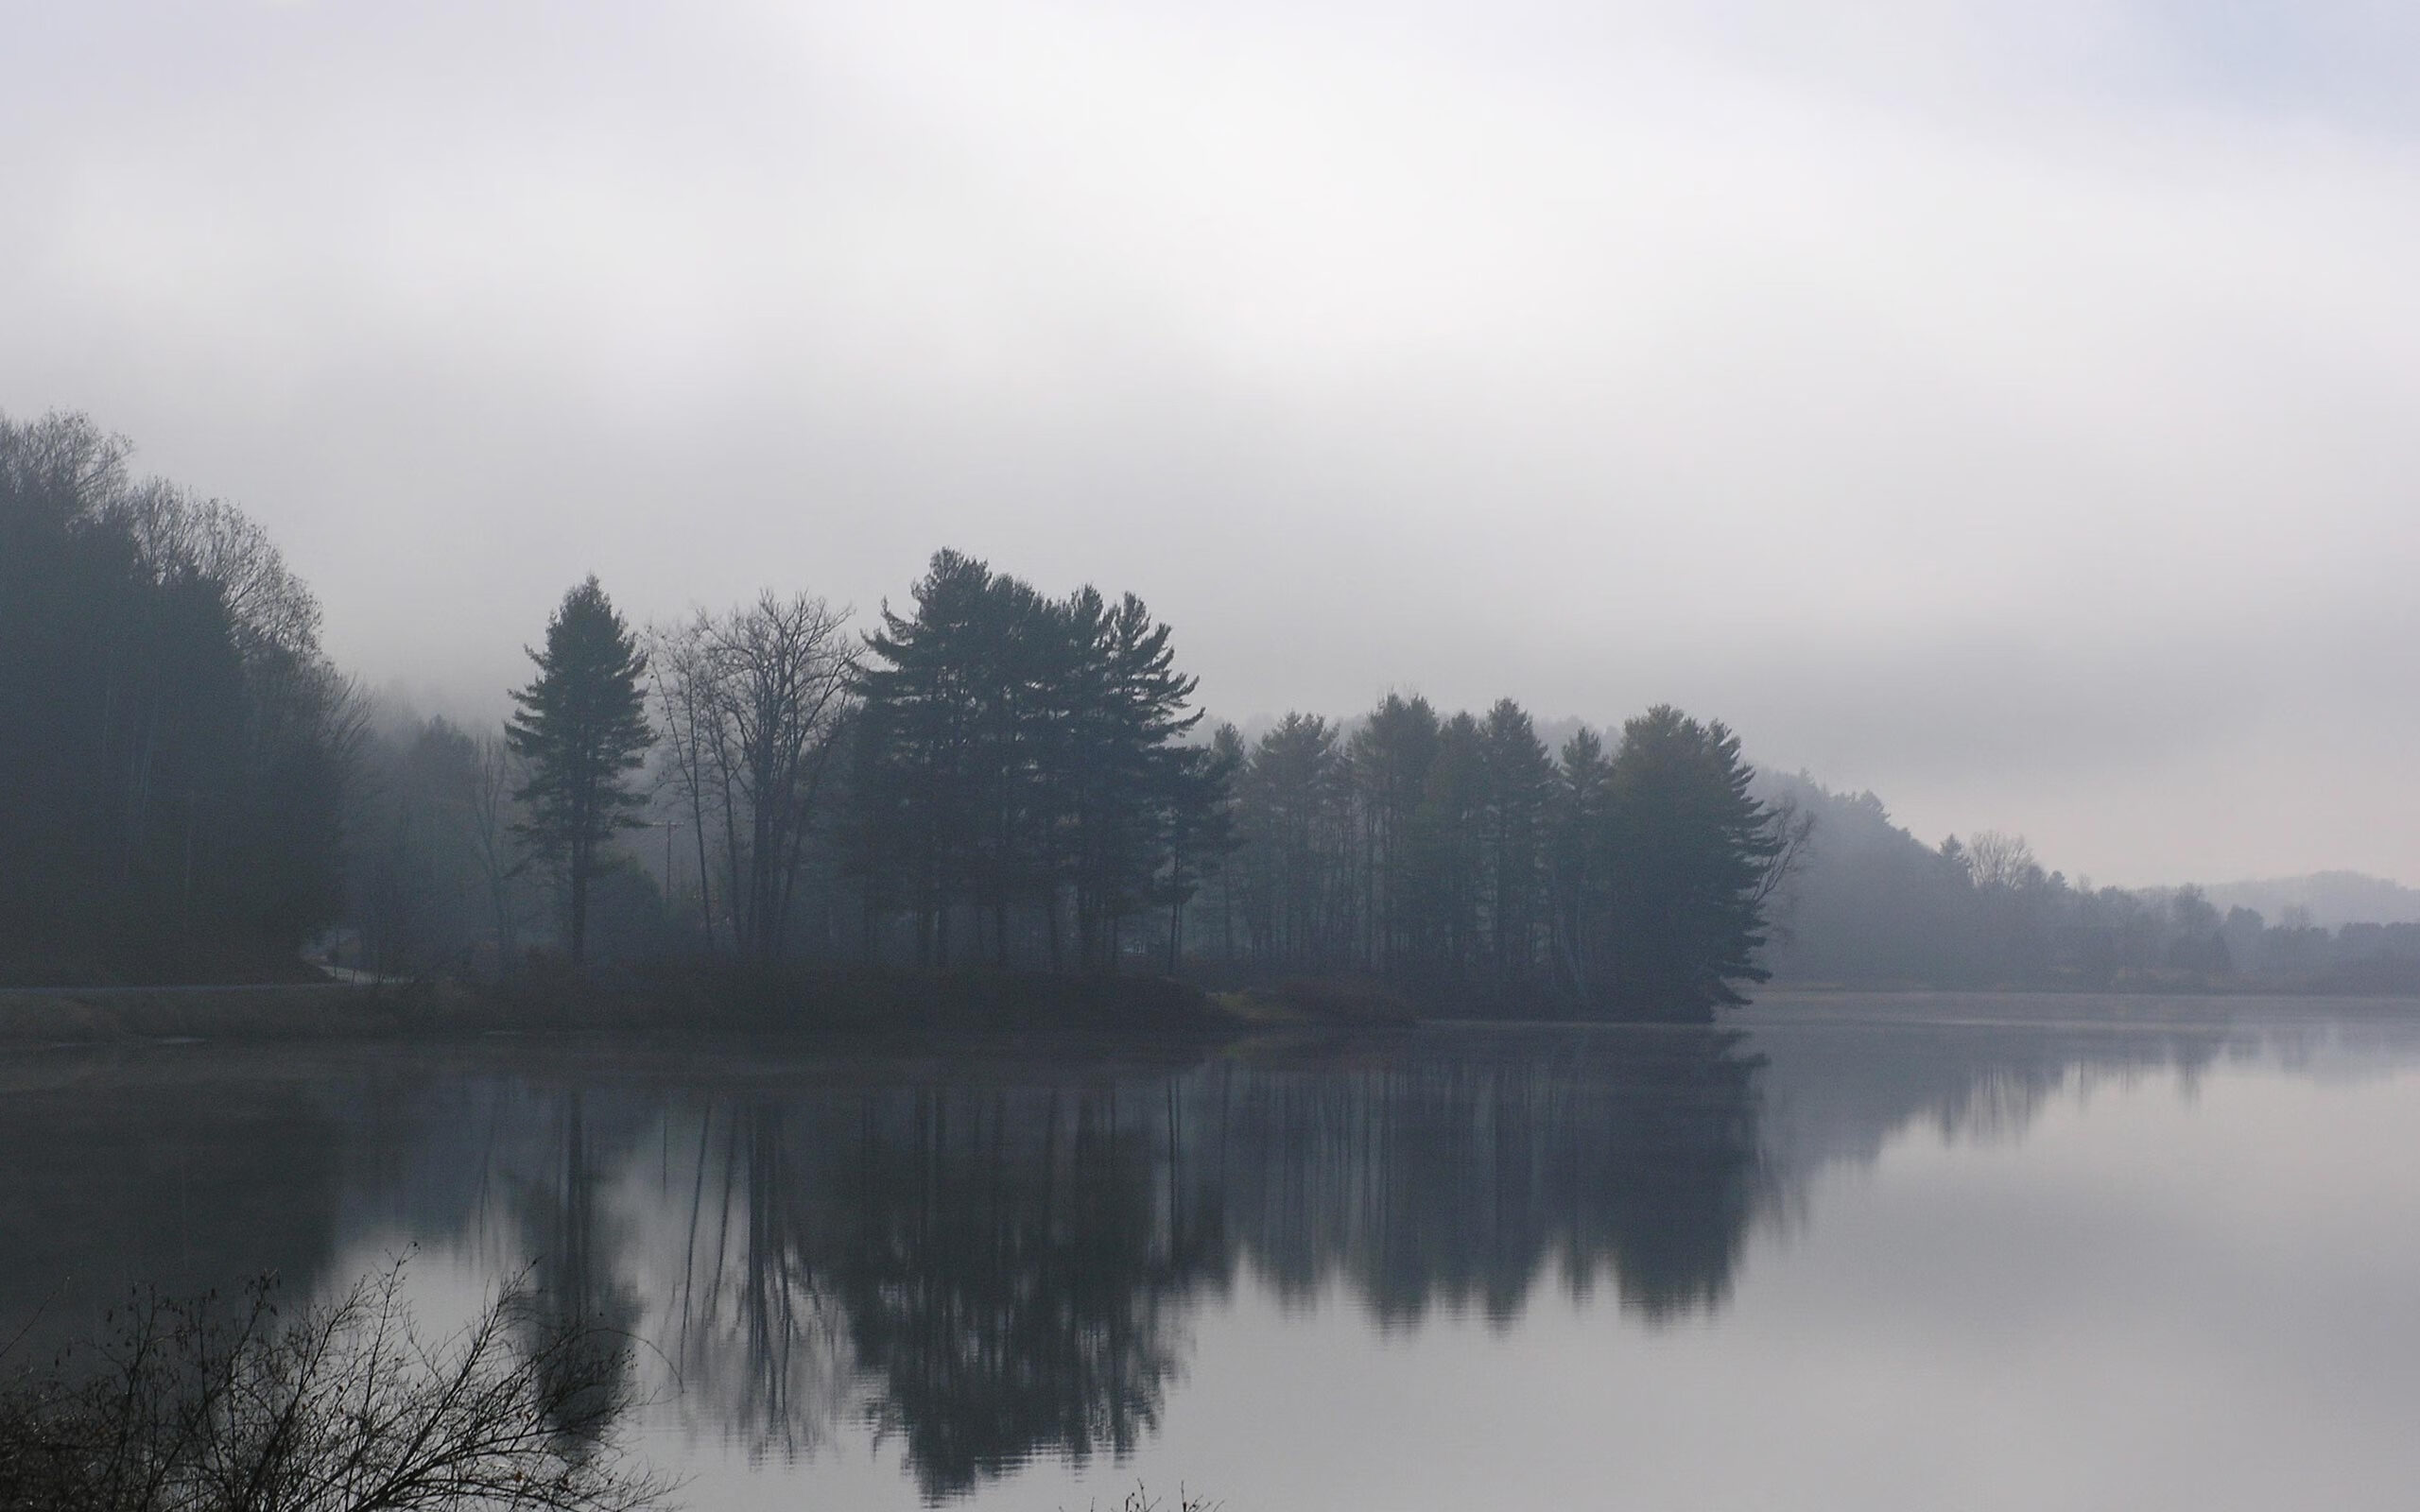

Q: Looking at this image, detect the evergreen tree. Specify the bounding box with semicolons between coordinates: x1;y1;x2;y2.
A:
1072;591;1203;969
1416;713;1488;980
852;551;1220;973
1479;698;1554;986
1602;705;1780;1015
508;576;652;966
1349;694;1441;974
852;552;986;963
1236;714;1351;965
1547;727;1616;1000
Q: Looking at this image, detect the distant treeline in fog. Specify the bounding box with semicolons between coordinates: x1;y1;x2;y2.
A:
8;409;2414;1006
1761;778;2420;993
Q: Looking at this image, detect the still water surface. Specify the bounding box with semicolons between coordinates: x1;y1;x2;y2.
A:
7;993;2420;1509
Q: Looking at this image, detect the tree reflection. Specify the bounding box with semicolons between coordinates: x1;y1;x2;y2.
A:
1213;1029;1767;1325
514;1089;645;1450
4;1010;2289;1505
666;1100;854;1462
631;1030;1768;1498
828;1086;1214;1499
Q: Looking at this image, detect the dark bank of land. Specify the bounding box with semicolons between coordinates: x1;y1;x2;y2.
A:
11;960;2420;1052
0;967;1423;1047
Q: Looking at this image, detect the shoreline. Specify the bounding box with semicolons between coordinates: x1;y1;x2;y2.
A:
0;970;1415;1048
5;972;2412;1051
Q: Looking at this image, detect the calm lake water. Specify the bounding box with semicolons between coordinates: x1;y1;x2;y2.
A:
8;992;2420;1510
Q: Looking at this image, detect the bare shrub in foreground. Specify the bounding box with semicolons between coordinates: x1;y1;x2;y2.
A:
0;1261;675;1512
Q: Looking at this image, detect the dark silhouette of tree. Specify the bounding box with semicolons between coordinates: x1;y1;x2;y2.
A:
1155;741;1238;972
0;409;354;983
509;577;653;966
1479;699;1556;989
1233;713;1353;966
1599;706;1783;1015
647;593;855;965
850;551;1222;972
1202;697;1793;1019
1547;726;1616;1001
1419;710;1489;981
1349;694;1442;974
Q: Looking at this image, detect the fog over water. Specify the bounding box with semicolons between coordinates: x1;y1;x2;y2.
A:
6;2;2418;884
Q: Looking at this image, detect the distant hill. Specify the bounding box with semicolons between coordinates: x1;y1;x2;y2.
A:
2195;872;2420;930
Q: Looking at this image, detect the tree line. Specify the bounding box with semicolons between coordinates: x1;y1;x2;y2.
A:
1759;775;2420;992
1;406;2033;1016
0;411;354;981
1190;698;1803;1015
486;549;1800;1018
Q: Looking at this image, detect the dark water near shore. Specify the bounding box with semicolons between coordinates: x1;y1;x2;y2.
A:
7;993;2420;1509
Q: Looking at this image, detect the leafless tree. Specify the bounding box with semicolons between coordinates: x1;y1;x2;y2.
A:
110;481;326;666
645;620;729;951
1750;793;1817;924
1965;830;2041;892
0;1260;676;1512
649;593;856;964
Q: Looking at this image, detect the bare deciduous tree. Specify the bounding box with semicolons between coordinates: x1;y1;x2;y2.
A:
646;619;728;952
111;480;327;666
0;1259;676;1512
1965;830;2040;892
649;593;856;965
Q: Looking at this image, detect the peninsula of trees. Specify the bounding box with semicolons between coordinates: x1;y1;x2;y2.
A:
0;410;1792;1019
507;547;1792;1018
9;407;2418;1013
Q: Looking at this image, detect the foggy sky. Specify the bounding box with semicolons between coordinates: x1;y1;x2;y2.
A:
6;1;2416;886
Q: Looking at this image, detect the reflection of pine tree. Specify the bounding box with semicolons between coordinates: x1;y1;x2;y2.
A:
828;1087;1212;1500
520;1091;645;1449
1213;1029;1772;1324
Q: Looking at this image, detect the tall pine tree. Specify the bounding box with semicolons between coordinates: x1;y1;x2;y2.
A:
509;576;652;966
1602;705;1780;1015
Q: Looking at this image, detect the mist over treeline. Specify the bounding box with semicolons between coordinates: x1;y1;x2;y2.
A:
7;410;2414;1006
1758;779;2420;994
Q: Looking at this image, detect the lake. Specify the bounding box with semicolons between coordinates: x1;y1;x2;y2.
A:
6;992;2420;1510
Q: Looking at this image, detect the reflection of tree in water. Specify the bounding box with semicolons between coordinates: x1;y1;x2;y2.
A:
636;1033;1767;1497
647;1083;1219;1499
513;1089;645;1450
1212;1029;1768;1325
665;1100;856;1463
483;1016;2299;1502
1746;1010;2246;1184
7;1009;2306;1505
822;1086;1218;1500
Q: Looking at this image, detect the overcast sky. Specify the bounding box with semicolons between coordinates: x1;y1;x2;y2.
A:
6;0;2416;886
